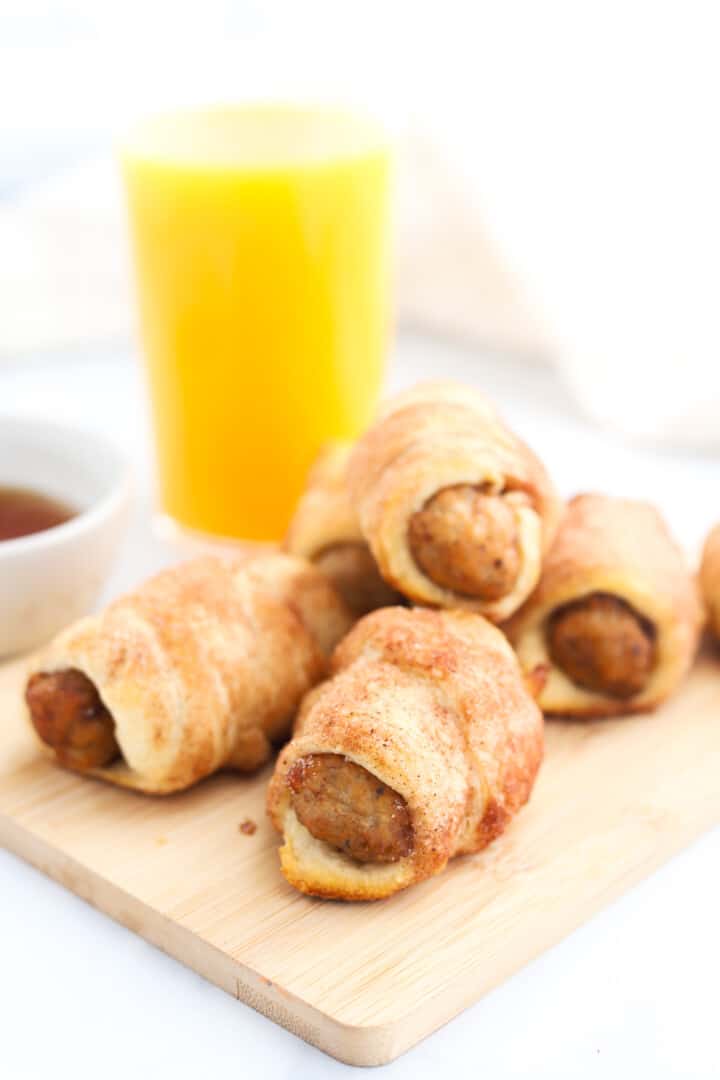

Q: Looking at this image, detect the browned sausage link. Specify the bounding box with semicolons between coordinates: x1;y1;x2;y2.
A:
408;485;523;600
547;593;656;699
313;542;399;617
287;753;413;863
25;669;120;770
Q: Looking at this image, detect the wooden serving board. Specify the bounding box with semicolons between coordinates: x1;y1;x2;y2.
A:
2;652;720;1066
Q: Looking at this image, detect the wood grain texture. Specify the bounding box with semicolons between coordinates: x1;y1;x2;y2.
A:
2;651;720;1066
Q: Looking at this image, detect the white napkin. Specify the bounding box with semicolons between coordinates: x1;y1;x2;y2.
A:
0;159;134;355
0;143;548;360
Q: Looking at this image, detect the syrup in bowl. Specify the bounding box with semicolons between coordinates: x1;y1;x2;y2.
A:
0;485;76;542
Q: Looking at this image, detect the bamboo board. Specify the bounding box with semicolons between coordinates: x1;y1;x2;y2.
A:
1;652;719;1066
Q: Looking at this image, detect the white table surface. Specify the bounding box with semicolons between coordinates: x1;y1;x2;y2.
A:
1;335;719;1080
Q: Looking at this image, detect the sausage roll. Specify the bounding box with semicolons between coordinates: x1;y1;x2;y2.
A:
700;524;720;639
267;606;543;900
284;442;399;617
506;494;703;717
24;553;353;793
346;381;561;622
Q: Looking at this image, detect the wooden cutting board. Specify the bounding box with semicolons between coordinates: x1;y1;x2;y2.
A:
1;651;719;1066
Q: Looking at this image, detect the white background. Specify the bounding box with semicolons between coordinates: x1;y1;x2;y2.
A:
1;338;719;1079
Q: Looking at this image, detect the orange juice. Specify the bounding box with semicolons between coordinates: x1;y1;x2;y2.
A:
121;106;391;540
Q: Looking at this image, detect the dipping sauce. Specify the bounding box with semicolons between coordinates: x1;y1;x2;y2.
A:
0;486;76;541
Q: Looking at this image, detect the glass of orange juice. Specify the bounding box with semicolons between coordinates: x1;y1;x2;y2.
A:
120;105;391;541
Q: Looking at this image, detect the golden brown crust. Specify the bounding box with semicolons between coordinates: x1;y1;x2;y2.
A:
267;606;544;900
25;554;353;793
285;444;361;557
312;544;399;618
700;524;720;639
346;381;562;621
284;442;399;617
506;495;703;717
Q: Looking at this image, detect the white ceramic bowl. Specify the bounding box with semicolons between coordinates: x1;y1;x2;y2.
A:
0;415;132;657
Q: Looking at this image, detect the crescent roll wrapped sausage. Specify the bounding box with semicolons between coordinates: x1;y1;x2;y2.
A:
284;442;399;617
24;553;353;793
267;606;544;900
700;524;720;639
346;381;562;622
506;495;703;717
